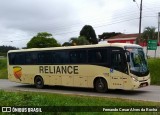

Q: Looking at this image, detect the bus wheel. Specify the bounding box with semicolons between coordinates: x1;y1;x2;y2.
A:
34;76;44;89
94;78;108;93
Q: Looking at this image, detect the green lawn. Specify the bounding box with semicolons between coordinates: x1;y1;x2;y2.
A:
0;90;159;115
0;58;7;79
148;58;160;85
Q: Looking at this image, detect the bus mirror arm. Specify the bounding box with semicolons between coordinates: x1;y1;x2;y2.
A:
126;51;130;62
127;56;130;62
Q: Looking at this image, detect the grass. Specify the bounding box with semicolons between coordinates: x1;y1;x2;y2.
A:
0;90;159;115
1;90;159;106
148;58;160;85
0;58;7;79
0;58;160;85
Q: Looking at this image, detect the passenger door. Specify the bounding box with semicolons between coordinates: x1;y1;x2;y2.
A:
110;48;126;89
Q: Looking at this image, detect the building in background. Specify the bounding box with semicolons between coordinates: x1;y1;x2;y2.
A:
103;33;160;47
104;33;143;47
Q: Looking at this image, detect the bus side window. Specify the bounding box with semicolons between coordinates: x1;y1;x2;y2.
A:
52;52;61;64
8;53;25;65
111;52;123;71
88;50;101;63
70;50;87;63
88;49;108;64
111;51;127;73
26;53;31;64
9;53;25;65
9;53;15;65
70;52;77;63
38;52;52;64
53;52;69;64
26;53;37;65
31;53;38;64
79;51;87;63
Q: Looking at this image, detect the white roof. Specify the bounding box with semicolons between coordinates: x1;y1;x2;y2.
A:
8;43;142;53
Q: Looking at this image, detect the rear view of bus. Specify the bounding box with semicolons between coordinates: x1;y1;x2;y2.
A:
125;45;150;89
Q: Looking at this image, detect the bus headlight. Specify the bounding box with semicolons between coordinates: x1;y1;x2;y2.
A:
131;76;138;82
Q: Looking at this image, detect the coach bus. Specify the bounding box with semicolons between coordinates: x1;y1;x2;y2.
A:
7;43;150;93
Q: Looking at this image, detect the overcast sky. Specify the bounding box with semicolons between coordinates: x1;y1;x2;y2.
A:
0;0;160;48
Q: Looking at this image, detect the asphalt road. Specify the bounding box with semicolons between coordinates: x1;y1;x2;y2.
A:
0;79;160;102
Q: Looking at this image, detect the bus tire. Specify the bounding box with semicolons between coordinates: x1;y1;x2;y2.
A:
34;76;44;89
94;78;108;93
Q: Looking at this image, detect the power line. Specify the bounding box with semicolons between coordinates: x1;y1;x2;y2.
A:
2;14;158;43
1;17;140;43
2;1;160;44
37;8;158;34
134;0;140;9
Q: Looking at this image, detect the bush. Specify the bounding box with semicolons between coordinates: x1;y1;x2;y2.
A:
0;58;7;79
148;58;160;85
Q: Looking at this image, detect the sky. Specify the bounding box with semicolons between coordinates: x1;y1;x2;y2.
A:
0;0;160;48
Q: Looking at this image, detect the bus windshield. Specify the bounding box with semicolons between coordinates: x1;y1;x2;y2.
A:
126;47;149;77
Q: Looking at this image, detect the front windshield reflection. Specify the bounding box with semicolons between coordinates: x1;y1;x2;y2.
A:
126;47;149;76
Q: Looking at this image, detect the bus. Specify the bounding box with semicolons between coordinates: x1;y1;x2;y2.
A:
7;43;150;93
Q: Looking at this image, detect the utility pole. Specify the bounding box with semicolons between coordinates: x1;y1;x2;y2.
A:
133;0;143;44
138;0;143;44
158;12;160;43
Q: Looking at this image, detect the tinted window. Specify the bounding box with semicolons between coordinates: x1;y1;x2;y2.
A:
111;53;122;68
70;50;87;63
53;51;69;64
26;52;38;65
38;51;52;64
9;53;25;65
88;49;108;63
9;53;15;65
111;49;127;72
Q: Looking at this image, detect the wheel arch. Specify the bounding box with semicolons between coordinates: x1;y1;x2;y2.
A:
34;75;45;89
93;76;108;87
34;75;43;82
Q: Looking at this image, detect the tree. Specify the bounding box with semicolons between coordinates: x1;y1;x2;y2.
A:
142;26;157;42
62;42;71;46
80;25;98;44
77;36;90;45
69;37;79;46
0;45;18;56
27;32;61;48
62;36;90;46
70;36;90;45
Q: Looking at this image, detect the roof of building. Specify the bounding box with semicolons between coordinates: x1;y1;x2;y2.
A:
107;33;139;39
103;33;139;41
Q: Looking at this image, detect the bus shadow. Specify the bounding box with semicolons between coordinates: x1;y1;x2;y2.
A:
107;89;149;95
14;84;150;96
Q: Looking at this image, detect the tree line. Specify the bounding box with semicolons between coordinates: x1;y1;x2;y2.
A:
0;46;18;56
27;25;98;48
0;25;158;56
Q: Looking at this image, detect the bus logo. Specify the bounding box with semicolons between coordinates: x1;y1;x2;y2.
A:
110;68;114;73
13;66;22;81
